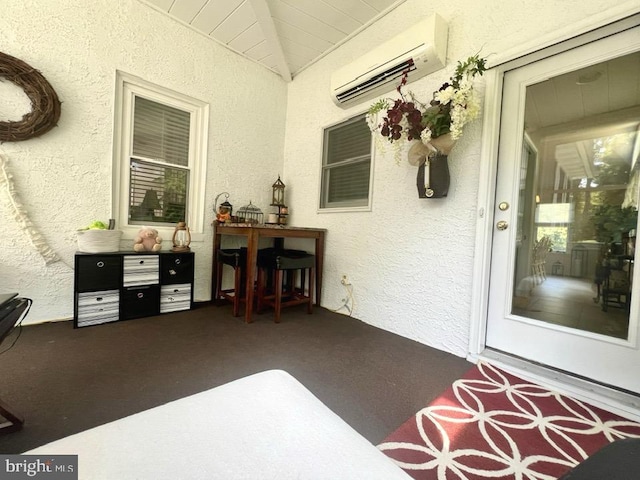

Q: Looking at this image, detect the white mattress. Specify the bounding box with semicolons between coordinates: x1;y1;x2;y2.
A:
26;369;410;480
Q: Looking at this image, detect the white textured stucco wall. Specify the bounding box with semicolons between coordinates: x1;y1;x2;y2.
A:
0;0;632;351
0;0;287;324
283;0;630;357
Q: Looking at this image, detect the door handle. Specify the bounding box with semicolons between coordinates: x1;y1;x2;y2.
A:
496;220;508;231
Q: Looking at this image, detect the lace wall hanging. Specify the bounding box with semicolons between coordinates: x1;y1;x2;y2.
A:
0;51;62;264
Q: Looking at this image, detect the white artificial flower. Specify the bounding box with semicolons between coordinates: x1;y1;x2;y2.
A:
446;86;481;140
420;127;433;145
449;104;465;140
434;86;455;104
398;115;411;141
465;92;481;120
367;55;486;155
366;112;378;133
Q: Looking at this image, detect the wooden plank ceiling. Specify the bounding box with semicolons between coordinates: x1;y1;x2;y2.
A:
141;0;404;81
139;1;639;183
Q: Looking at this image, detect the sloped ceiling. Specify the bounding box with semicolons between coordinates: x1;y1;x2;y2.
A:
141;0;405;81
139;1;640;184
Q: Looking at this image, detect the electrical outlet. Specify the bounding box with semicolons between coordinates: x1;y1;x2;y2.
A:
341;274;349;285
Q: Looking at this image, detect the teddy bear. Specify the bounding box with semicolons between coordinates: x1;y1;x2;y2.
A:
133;226;162;252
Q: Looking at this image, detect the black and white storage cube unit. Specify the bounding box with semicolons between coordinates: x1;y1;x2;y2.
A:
74;252;194;327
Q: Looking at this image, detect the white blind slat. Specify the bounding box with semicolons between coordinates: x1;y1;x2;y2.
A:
129;159;189;224
132;96;190;167
328;162;371;202
326;118;371;165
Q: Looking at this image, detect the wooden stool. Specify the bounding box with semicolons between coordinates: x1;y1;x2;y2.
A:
257;249;315;323
215;248;246;317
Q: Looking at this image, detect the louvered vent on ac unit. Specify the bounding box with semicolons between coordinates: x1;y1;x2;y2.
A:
331;14;448;108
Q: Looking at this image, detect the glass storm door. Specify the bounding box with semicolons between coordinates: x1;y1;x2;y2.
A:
486;26;640;394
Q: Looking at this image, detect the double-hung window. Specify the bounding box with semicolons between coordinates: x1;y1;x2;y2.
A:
113;71;209;238
320;114;373;210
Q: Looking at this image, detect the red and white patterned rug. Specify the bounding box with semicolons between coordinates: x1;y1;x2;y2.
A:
378;362;640;479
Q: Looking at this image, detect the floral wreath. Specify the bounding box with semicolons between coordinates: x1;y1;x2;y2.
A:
367;54;487;161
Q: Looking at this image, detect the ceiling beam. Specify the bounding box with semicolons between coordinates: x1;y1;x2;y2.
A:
576;141;595;179
249;0;292;82
531;106;640;143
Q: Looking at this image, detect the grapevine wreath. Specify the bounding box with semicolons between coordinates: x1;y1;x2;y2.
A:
0;51;61;142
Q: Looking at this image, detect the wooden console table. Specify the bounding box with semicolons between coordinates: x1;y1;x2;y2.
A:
212;224;326;323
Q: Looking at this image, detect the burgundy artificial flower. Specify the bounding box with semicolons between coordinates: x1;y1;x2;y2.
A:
407;109;421;125
387;108;403;125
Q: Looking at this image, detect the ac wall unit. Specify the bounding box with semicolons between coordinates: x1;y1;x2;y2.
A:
331;14;448;108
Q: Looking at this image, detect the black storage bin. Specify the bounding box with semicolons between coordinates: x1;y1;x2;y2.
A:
160;253;195;285
75;254;123;292
121;285;160;320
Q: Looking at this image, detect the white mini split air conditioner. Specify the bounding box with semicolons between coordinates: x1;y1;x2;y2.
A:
331;14;449;108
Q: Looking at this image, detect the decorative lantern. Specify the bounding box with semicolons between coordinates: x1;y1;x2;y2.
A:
214;192;232;215
220;199;233;215
214;192;234;223
236;201;264;224
171;221;191;252
269;176;288;225
271;176;286;206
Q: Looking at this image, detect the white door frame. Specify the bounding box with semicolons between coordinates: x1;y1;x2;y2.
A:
468;5;640;419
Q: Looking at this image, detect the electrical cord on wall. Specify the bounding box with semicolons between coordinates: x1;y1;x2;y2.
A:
331;282;354;316
0;298;33;355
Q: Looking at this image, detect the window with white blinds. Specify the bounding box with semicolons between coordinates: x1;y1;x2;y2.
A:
113;71;209;236
129;97;190;225
320;114;372;209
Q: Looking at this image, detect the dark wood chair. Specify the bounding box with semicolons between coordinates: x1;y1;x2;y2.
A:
596;255;633;312
256;249;314;323
215;248;247;317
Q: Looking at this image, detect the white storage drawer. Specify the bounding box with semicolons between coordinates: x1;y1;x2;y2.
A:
123;255;160;287
77;290;119;327
160;283;192;313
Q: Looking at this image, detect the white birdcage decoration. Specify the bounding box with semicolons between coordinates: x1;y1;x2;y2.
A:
236;201;263;224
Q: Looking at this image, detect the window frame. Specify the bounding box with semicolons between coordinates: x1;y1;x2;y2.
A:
318;112;374;212
112;71;209;240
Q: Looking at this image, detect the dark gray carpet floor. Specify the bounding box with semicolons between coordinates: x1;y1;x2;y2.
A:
0;303;471;453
